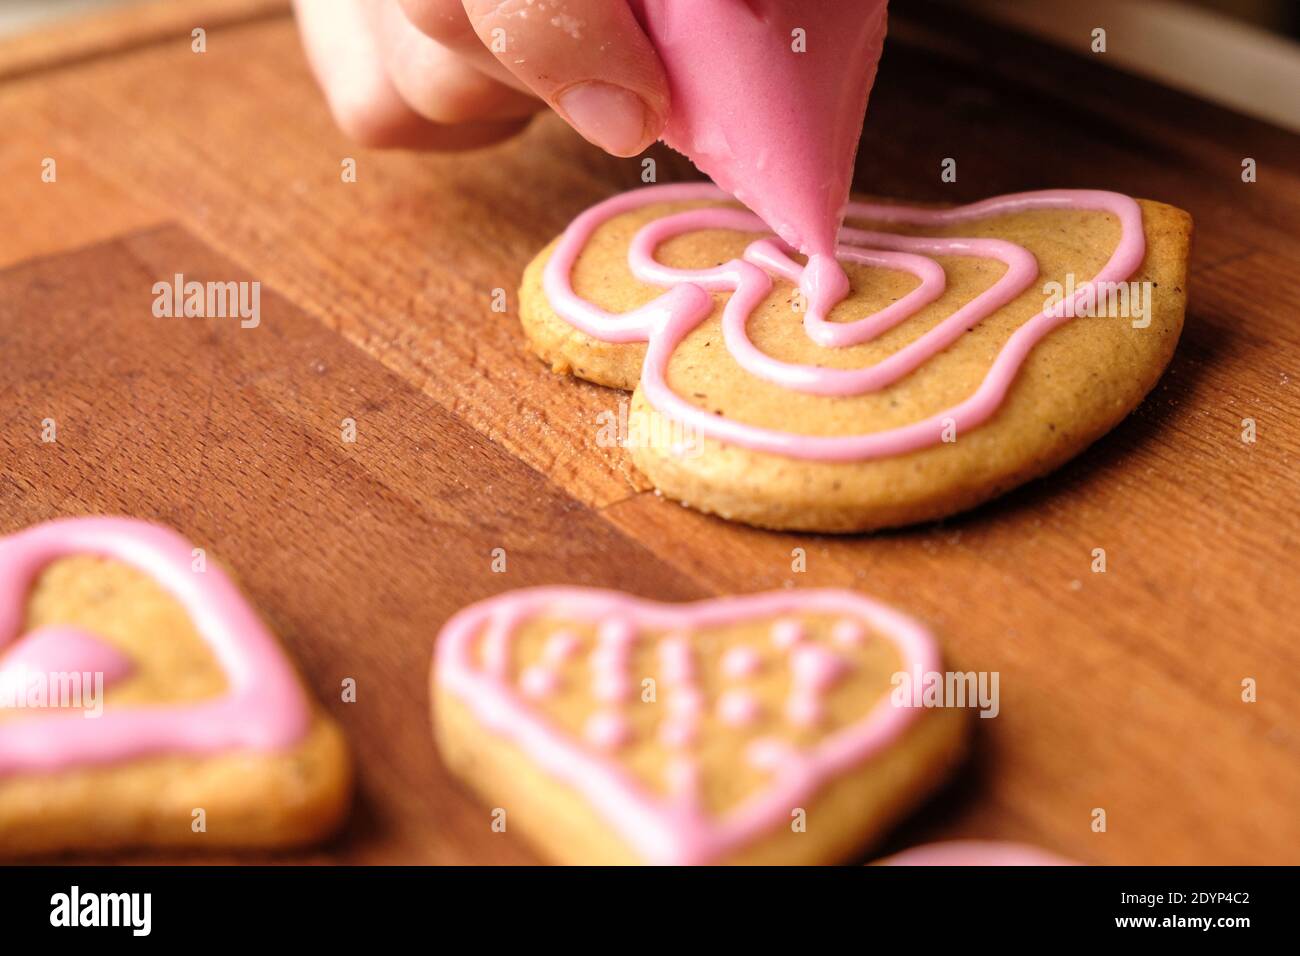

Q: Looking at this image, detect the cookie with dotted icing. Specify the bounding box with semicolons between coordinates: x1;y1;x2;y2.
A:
519;184;1192;532
432;587;967;865
0;517;352;857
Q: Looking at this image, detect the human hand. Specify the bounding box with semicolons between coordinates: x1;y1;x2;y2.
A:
293;0;669;154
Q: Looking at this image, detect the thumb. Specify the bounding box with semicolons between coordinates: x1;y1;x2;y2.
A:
461;0;668;157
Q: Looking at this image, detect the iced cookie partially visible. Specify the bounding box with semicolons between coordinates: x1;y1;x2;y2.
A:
433;587;966;865
0;517;351;857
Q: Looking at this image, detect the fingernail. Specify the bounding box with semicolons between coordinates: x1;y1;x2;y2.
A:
557;82;651;157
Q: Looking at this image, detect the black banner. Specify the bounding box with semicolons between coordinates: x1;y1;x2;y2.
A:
0;866;1282;941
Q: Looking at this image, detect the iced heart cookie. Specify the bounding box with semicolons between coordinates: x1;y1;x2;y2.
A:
877;841;1076;866
432;587;967;865
519;184;1192;532
0;517;351;857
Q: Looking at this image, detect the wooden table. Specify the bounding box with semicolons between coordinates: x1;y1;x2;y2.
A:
1;0;1297;865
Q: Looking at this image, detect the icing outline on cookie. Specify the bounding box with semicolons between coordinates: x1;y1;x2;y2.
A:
542;183;1146;461
435;587;941;865
0;517;311;776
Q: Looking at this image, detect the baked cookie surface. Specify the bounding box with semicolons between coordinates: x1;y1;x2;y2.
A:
432;587;966;865
520;184;1192;532
0;517;351;858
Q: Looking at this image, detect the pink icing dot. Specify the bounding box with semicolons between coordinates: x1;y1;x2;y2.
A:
831;618;865;648
519;665;559;699
668;688;704;719
771;618;804;650
589;643;627;674
588;640;630;702
785;692;824;727
593;671;630;703
598;618;636;648
657;633;694;685
717;689;762;727
584;710;630;751
746;736;792;771
790;643;849;692
721;645;762;679
658;716;698;750
543;629;581;665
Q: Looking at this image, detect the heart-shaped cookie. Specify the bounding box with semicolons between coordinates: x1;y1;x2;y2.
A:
519;184;1192;532
433;587;967;864
0;517;350;857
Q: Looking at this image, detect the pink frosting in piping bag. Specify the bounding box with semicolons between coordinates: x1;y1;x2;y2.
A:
629;0;890;314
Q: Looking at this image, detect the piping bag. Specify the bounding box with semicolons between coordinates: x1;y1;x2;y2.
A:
628;0;890;314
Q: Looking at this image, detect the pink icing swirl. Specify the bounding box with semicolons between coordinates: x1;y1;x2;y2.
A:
542;183;1145;461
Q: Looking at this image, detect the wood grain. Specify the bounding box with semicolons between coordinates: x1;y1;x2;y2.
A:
0;0;1297;864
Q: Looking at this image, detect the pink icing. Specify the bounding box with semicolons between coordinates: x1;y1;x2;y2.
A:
598;618;636;648
831;618;866;648
785;639;849;725
590;618;637;703
519;665;559;700
785;692;824;728
584;710;631;752
721;645;763;680
0;625;134;696
629;0;890;316
434;587;940;865
717;689;762;728
592;670;631;704
480;616;512;678
879;840;1077;867
664;755;700;801
0;517;310;776
790;643;849;692
746;735;794;772
542;183;1146;462
657;633;695;685
770;618;804;650
668;688;704;720
659;715;698;750
543;629;581;665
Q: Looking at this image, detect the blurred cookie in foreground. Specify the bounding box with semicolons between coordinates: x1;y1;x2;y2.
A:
0;517;351;858
433;587;967;864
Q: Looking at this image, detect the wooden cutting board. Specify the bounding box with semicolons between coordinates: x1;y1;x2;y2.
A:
1;0;1297;864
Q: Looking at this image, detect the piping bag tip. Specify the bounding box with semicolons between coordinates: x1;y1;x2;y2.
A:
630;0;890;277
